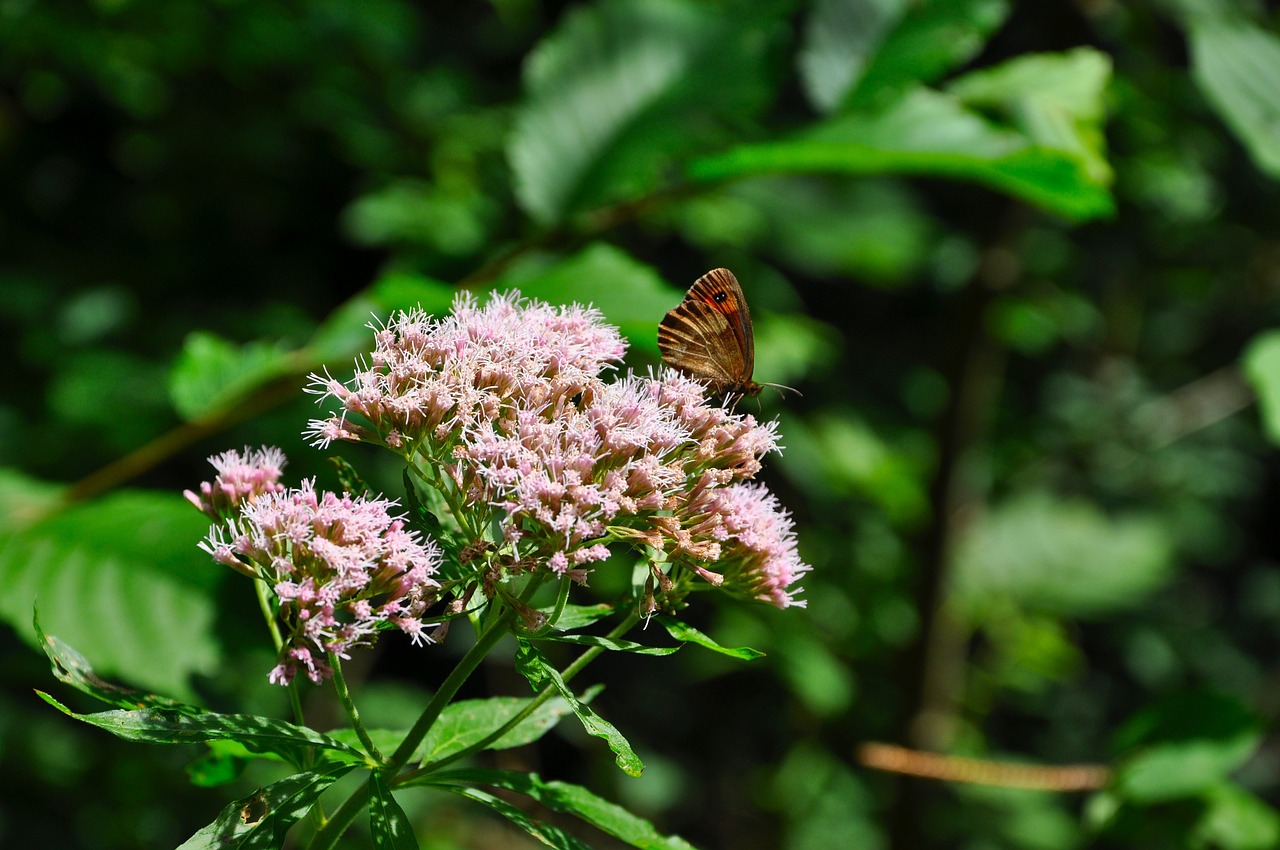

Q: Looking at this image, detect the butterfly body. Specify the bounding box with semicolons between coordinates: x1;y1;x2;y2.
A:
658;268;761;399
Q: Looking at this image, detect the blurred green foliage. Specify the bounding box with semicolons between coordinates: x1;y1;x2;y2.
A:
3;0;1280;848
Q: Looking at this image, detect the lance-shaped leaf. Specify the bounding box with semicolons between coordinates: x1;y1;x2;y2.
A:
176;764;354;850
370;772;419;850
535;633;682;656
515;639;643;777
435;783;594;850
415;689;598;765
422;768;700;850
35;612;183;710
656;617;765;661
36;691;366;767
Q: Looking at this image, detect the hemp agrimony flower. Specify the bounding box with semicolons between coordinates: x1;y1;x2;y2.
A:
193;453;442;685
302;289;808;613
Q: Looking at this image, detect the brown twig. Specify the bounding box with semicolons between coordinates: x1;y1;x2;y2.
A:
859;742;1111;792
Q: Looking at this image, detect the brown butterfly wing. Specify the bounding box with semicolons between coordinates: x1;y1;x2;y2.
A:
658;268;758;396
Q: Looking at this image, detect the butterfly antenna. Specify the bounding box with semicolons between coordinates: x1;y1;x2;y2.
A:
762;381;801;399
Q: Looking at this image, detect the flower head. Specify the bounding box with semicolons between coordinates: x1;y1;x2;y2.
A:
184;446;287;520
200;479;442;685
305;291;627;453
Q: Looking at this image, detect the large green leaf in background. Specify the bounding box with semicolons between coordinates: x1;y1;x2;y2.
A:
1242;329;1280;444
953;490;1174;619
800;0;1010;113
0;480;220;699
1187;14;1280;178
508;0;781;225
691;49;1114;223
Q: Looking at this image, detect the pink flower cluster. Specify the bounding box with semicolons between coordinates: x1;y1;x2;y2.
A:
194;451;442;685
183;446;286;519
305;291;626;452
305;289;808;609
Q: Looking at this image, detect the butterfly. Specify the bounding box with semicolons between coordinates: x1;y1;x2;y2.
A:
658;268;762;400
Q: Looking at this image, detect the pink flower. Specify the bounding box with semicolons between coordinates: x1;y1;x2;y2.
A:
184;446;286;519
304;291;627;453
201;480;442;685
699;483;810;608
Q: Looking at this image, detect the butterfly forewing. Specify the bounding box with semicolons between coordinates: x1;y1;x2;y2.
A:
658;268;760;398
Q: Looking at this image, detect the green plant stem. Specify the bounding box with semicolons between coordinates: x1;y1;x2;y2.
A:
328;653;384;764
255;578;306;730
307;603;519;850
407;607;642;778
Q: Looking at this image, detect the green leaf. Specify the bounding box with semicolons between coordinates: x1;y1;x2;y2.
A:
541;602;619;631
948;48;1112;185
514;639;644;777
307;271;458;365
689;84;1114;222
502;244;676;356
536;633;682;656
0;488;220;699
328;455;373;498
36;691;366;767
508;0;776;224
168;331;296;422
656;617;765;661
186;741;254;787
1113;691;1262;803
953;490;1174;618
798;0;909;113
425;768;699;850
1195;784;1280;850
435;783;594;850
35;612;181;710
822;0;1010;112
1187;15;1280;178
370;772;419;850
176;764;354;850
415;690;595;764
1242;330;1280;444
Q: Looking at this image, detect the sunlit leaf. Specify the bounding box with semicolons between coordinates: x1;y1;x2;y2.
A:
370;772;418;850
175;765;354;850
1188;15;1280;178
169;332;295;422
434;783;594;849
799;0;909;113
424;768;699;850
0;488;219;699
1242;330;1280;444
508;0;777;225
689;85;1113;221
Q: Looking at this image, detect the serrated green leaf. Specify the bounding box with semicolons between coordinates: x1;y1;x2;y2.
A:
656;617;765;661
426;768;699;850
1242;330;1280;444
168;331;296;422
415;691;591;764
436;783;594;850
689;85;1114;222
370;772;419;850
1;488;220;699
176;765;354;850
36;691;366;767
515;639;643;777
1188;15;1280;178
508;0;776;225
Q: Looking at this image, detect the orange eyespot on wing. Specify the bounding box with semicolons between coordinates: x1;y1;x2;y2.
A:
658;268;760;399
